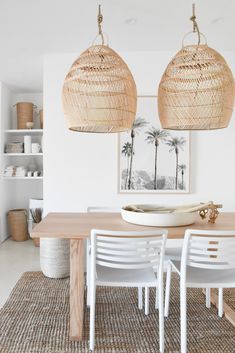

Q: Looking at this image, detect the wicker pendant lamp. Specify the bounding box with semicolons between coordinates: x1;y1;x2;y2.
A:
62;5;137;133
158;4;235;130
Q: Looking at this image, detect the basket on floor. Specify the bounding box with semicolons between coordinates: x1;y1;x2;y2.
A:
7;209;29;241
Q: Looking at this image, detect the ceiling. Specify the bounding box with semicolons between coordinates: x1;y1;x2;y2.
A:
0;0;234;92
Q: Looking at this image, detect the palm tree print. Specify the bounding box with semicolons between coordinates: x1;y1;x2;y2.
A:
128;117;148;189
165;136;186;190
178;164;186;190
121;142;133;189
145;127;169;190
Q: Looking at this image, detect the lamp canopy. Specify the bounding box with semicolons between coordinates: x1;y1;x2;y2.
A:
62;5;137;133
158;4;235;130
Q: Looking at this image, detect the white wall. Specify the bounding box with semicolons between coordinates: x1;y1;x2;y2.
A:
43;51;235;214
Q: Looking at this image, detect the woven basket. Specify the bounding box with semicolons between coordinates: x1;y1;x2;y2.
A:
158;45;235;130
16;102;35;129
40;238;70;278
7;209;29;241
62;45;137;133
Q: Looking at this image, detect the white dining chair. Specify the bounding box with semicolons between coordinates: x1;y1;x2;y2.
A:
86;206;146;312
165;229;235;353
164;245;214;317
89;228;168;352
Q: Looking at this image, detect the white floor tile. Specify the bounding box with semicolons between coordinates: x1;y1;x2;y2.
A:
0;238;40;308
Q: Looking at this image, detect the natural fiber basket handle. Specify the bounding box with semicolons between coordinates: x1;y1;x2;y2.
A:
92;32;109;46
182;31;207;47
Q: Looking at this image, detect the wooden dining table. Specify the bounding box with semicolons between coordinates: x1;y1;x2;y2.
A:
31;211;235;341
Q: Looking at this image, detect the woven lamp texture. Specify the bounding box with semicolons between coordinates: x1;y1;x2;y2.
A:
62;45;137;133
158;45;235;130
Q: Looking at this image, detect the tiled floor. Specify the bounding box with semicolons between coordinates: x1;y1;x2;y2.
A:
0;238;40;308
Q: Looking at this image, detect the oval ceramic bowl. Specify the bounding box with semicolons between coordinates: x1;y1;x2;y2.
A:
121;204;197;227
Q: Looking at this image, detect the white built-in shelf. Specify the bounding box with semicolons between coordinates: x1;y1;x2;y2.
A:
4;129;43;134
3;153;43;156
3;176;43;180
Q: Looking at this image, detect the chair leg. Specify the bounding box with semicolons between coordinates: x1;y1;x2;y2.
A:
158;280;164;353
89;282;96;351
145;286;149;315
180;284;187;353
138;287;143;310
205;288;211;308
164;262;172;317
86;240;91;307
155;287;158;309
218;288;223;318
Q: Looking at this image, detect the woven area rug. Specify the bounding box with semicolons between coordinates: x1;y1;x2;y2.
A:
0;272;235;353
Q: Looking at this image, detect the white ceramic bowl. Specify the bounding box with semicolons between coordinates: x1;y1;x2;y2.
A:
121;204;197;227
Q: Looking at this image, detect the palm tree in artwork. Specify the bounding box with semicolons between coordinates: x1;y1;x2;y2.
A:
178;164;186;190
145;127;169;190
165;136;186;190
128;117;148;190
121;142;133;189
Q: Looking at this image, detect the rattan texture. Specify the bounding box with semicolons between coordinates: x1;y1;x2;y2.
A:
62;45;137;133
158;45;235;130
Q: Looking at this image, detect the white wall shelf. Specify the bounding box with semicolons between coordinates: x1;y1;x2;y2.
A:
0;88;44;242
3;177;43;180
4;129;43;134
3;153;43;156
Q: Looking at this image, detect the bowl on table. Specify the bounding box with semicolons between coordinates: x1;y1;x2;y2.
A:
121;204;197;227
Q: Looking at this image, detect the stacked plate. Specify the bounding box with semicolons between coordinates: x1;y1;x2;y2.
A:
5;142;24;154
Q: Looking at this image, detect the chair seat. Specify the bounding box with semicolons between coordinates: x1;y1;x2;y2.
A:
165;247;182;260
96;265;157;287
171;260;235;288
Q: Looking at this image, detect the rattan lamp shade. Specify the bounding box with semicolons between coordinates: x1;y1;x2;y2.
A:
158;45;235;130
62;45;137;133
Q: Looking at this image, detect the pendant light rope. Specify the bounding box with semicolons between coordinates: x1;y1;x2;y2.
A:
190;3;201;45
97;4;104;45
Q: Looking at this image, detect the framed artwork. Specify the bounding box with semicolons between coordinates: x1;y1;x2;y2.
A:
118;96;190;193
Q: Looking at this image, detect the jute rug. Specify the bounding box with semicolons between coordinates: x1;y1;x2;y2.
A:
0;272;235;353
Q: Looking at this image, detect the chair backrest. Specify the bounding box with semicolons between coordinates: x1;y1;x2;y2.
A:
87;207;120;213
181;229;235;274
90;229;167;271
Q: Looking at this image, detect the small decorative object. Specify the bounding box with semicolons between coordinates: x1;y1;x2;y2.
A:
158;4;235;130
119;96;190;193
14;102;37;130
30;208;42;247
122;201;223;227
198;201;222;223
33;171;39;177
24;135;32;153
27;171;33;177
62;5;137;133
39;109;43;129
7;209;29;241
31;143;41;154
26;122;34;129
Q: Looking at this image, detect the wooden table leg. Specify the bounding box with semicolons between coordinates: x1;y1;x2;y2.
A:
70;239;84;341
203;289;235;327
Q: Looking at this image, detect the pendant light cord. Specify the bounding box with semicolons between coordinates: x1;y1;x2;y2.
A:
190;3;201;45
97;4;105;45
